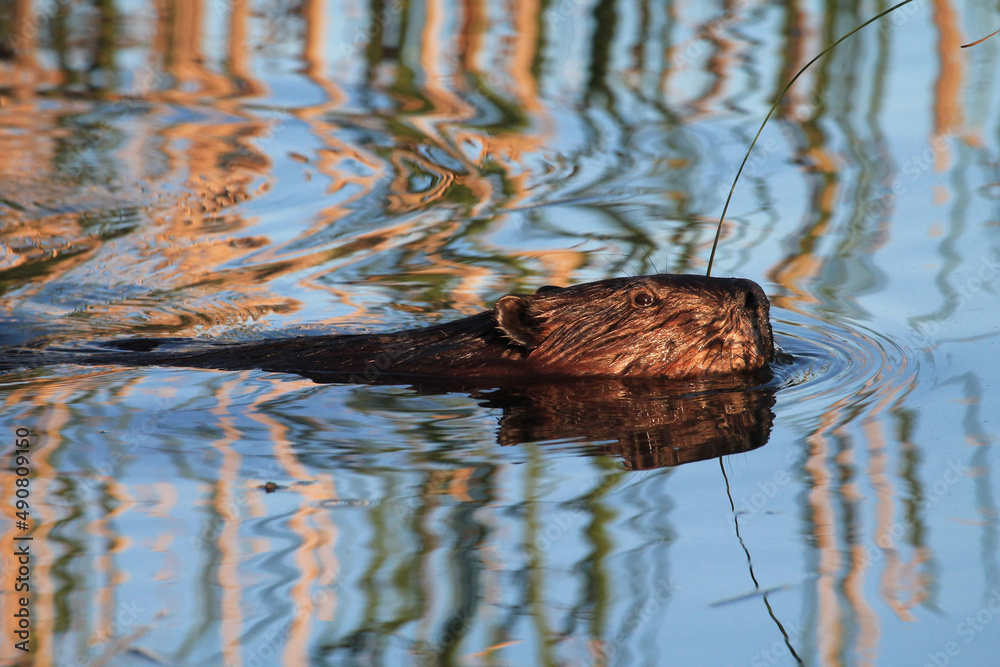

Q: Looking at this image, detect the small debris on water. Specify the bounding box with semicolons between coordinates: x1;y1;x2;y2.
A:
260;481;285;493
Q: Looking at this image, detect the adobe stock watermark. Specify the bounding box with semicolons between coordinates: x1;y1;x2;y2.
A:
859;134;956;226
593;579;673;662
852;459;968;571
714;103;952;223
750;622;804;667
62;598;147;667
336;0;406;59
548;0;582;28
749;458;971;666
46;65;168;181
739;451;969;523
342;330;420;384
189;458;289;553
3;1;59;52
410;604;480;665
526;510;577;557
712;90;838;201
875;0;929;35
736;447;799;520
912;250;1000;345
923;587;1000;667
671;0;752;70
63;393;178;507
243;572;342;667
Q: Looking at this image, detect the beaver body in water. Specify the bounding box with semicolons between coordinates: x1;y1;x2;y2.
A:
0;274;774;382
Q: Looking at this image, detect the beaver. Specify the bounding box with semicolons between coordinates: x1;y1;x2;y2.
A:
0;273;774;382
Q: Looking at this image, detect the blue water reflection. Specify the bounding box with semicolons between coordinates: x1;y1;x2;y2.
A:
1;0;999;665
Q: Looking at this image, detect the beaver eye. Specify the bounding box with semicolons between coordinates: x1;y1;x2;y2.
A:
632;291;655;307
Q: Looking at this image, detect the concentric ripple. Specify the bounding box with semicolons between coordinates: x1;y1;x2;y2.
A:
766;307;920;415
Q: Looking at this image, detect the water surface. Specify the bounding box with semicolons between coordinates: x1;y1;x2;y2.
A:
1;0;999;665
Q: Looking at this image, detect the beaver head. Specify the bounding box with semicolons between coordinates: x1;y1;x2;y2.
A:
491;274;774;379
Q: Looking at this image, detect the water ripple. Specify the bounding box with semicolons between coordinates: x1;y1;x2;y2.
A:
768;308;918;416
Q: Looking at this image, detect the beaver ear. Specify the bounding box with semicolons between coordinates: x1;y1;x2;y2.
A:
494;295;542;349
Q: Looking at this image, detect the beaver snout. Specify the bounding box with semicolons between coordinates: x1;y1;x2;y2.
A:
727;278;767;311
727;279;775;365
741;285;762;311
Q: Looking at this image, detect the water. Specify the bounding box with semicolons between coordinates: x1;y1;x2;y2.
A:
1;0;999;665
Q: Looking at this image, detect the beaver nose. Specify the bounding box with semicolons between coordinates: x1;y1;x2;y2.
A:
729;279;766;312
727;279;775;362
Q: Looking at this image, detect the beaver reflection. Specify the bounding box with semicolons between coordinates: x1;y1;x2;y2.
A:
476;378;775;470
328;375;776;471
